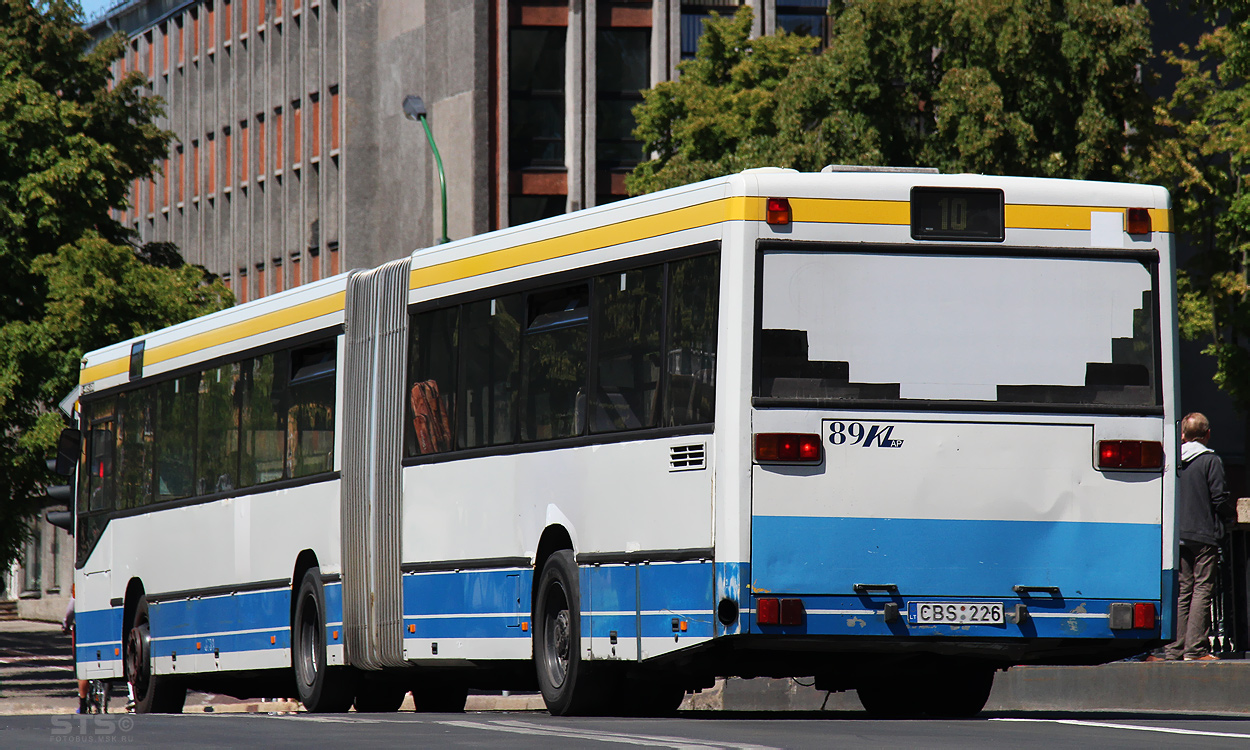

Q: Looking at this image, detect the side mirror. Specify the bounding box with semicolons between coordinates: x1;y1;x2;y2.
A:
51;427;79;477
45;509;73;532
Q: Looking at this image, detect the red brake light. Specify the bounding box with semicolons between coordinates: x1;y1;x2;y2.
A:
1133;602;1156;629
780;598;805;626
755;433;821;463
757;597;780;625
1126;207;1151;235
1098;440;1163;470
766;197;791;225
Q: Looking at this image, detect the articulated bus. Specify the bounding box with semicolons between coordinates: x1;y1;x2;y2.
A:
70;167;1176;717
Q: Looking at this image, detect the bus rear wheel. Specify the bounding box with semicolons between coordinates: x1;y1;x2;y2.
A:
292;567;354;712
534;550;609;716
125;597;186;714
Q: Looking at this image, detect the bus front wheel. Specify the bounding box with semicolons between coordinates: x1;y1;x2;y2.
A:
534;550;609;716
292;567;354;712
125;597;186;714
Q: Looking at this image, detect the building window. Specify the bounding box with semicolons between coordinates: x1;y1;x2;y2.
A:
274;107;284;171
310;94;320;159
208;1;216;52
509;27;566;171
48;527;59;593
680;1;740;60
22;525;41;594
257;113;266;176
292;99;302;166
224;127;232;188
207;132;217;195
596;23;650;201
192;140;200;198
776;0;828;44
240;120;249;183
329;87;339;152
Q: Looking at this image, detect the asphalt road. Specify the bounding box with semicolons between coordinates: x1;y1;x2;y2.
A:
3;710;1250;749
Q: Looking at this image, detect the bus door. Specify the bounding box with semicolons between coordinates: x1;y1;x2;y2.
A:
749;248;1165;633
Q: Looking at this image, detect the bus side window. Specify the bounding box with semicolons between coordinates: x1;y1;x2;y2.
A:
592;266;663;433
665;254;719;426
117;387;155;510
288;342;337;477
155;374;198;500
241;352;287;486
458;295;522;449
522;284;589;441
198;363;241;495
85;403;116;513
407;307;459;455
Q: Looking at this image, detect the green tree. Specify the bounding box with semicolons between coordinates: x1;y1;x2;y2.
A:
1148;18;1250;412
629;1;1152;195
0;1;231;573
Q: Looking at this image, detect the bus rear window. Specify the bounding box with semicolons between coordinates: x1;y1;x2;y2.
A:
756;250;1158;409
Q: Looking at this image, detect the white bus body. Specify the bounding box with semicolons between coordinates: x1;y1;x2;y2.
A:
71;169;1176;716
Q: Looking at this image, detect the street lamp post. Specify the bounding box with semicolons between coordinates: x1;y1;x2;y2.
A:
402;95;449;245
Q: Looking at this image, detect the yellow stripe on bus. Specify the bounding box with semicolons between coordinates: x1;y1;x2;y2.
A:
409;197;763;291
79;291;347;385
79;196;1173;386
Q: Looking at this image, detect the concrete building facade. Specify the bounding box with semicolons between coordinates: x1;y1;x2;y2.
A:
83;0;824;302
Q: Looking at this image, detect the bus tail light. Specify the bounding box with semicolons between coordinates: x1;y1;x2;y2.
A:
756;597;804;626
755;433;821;463
1097;440;1163;470
780;598;805;626
1134;602;1156;629
766;198;791;225
1126;208;1151;235
757;597;780;625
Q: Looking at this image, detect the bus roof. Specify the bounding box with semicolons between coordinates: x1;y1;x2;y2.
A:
77;170;1170;393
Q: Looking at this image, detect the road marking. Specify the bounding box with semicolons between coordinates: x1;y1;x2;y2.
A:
439;719;779;749
992;718;1250;739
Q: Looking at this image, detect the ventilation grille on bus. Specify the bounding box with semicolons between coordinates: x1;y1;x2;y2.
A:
670;444;707;472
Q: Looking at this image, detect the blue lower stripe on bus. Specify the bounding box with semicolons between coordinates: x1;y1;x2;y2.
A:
147;588;291;659
400;561;719;640
75;607;125;664
752;515;1163;600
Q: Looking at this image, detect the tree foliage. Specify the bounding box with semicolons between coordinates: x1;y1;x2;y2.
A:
629;0;1152;195
1147;17;1250;412
0;1;231;574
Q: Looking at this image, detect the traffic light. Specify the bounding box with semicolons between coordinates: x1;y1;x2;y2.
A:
42;427;79;532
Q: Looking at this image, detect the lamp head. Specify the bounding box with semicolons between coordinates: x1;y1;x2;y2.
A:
403;95;427;120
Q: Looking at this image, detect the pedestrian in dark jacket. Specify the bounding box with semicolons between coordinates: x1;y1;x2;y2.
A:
1163;412;1230;661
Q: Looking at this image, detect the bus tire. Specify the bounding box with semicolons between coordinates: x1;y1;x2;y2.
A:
923;663;994;718
856;676;923;719
410;682;468;712
125;598;186;714
534;549;608;716
292;567;354;712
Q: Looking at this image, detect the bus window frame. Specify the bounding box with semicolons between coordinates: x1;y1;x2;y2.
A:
751;239;1164;416
401;241;721;467
73;326;343;569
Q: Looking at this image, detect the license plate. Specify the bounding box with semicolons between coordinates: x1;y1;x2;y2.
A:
909;602;1004;625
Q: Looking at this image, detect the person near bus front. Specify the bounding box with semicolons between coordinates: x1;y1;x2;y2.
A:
62;585;89;713
1162;412;1232;661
